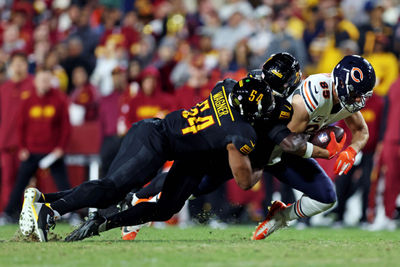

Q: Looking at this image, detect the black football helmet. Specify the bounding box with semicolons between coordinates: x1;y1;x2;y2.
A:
332;55;376;113
230;77;275;122
261;52;302;98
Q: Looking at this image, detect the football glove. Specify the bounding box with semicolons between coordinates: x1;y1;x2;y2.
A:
326;132;346;159
334;146;357;175
65;212;106;242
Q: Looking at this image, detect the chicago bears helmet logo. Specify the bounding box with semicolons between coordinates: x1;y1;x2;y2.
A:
350;67;363;83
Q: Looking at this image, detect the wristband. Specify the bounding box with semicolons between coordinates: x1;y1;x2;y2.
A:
303;142;313;158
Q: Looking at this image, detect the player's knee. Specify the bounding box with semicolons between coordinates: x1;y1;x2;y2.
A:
325;186;337;204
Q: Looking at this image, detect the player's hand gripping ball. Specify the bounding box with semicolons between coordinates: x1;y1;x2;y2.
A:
310;126;346;159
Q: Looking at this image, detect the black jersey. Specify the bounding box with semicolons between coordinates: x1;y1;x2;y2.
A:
163;79;257;159
250;97;294;169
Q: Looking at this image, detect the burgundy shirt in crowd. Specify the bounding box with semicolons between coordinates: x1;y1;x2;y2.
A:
98;91;122;139
174;83;212;110
70;83;99;121
360;94;384;153
18;88;71;153
384;77;400;144
126;91;173;124
0;76;34;150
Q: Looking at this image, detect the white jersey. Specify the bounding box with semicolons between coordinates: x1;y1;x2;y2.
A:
268;73;353;165
287;73;352;134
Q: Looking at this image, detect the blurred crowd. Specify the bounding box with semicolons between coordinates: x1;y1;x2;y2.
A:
0;0;400;230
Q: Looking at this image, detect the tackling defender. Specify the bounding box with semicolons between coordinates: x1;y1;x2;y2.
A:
19;76;273;242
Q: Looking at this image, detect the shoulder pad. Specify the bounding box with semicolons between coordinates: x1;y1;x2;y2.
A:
269;97;293;124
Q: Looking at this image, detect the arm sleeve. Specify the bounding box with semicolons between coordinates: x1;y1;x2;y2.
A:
226;124;257;155
267;124;292;145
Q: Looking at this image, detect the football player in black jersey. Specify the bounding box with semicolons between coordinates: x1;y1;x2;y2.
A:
64;54;341;242
19;76;274;242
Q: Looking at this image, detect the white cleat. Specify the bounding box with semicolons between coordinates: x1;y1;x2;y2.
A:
19;188;42;236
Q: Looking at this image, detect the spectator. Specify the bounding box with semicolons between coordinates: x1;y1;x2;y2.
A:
2;24;26;57
70;66;99;121
61;37;94;93
212;8;253;50
369;75;400;230
126;67;173;124
332;93;384;227
1;69;71;222
0;52;33;211
91;40;129;96
43;49;69;92
175;55;212;109
67;6;100;70
358;3;394;56
98;66;127;176
364;35;398;97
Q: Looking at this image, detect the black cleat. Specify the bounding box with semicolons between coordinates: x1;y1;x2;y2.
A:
65;212;107;242
28;203;56;242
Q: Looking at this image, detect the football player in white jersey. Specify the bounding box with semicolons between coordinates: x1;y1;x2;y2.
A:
253;55;376;240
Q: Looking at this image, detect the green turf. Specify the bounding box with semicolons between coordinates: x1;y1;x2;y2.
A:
0;224;399;267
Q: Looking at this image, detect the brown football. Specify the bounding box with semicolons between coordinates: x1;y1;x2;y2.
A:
310;126;345;149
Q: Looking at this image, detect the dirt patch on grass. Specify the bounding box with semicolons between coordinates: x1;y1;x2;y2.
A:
10;229;63;242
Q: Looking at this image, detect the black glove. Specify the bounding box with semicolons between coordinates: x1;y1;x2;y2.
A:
65;212;107;242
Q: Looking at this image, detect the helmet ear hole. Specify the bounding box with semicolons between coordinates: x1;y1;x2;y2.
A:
231;77;274;121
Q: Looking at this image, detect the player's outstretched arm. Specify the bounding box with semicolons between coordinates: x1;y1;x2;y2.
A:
343;111;369;153
227;143;262;190
334;112;369;175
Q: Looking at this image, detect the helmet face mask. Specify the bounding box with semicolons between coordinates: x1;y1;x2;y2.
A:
230;77;275;122
333;55;376;113
262;52;302;98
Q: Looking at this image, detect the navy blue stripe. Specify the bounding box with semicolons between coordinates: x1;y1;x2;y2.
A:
308;81;319;106
298;200;307;217
293;203;301;218
301;89;314;112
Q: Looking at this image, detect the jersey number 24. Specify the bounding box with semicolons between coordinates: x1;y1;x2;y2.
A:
181;99;215;135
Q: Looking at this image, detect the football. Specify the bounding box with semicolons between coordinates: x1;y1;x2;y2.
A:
310;126;345;149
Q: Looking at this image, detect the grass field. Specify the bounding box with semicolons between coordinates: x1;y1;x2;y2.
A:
1;224;399;267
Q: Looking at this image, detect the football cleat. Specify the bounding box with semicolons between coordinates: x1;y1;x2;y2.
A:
120;193;157;240
19;188;44;236
252;200;288;240
65;212;107;242
31;203;56;242
122;225;144;241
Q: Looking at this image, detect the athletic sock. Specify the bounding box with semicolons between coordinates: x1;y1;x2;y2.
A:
50;199;70;216
282;195;335;221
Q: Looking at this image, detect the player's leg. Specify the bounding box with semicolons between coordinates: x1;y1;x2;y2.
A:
21;120;168;241
65;160;203;241
253;155;336;240
49;122;166;215
135;172;167;199
272;155;337;219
